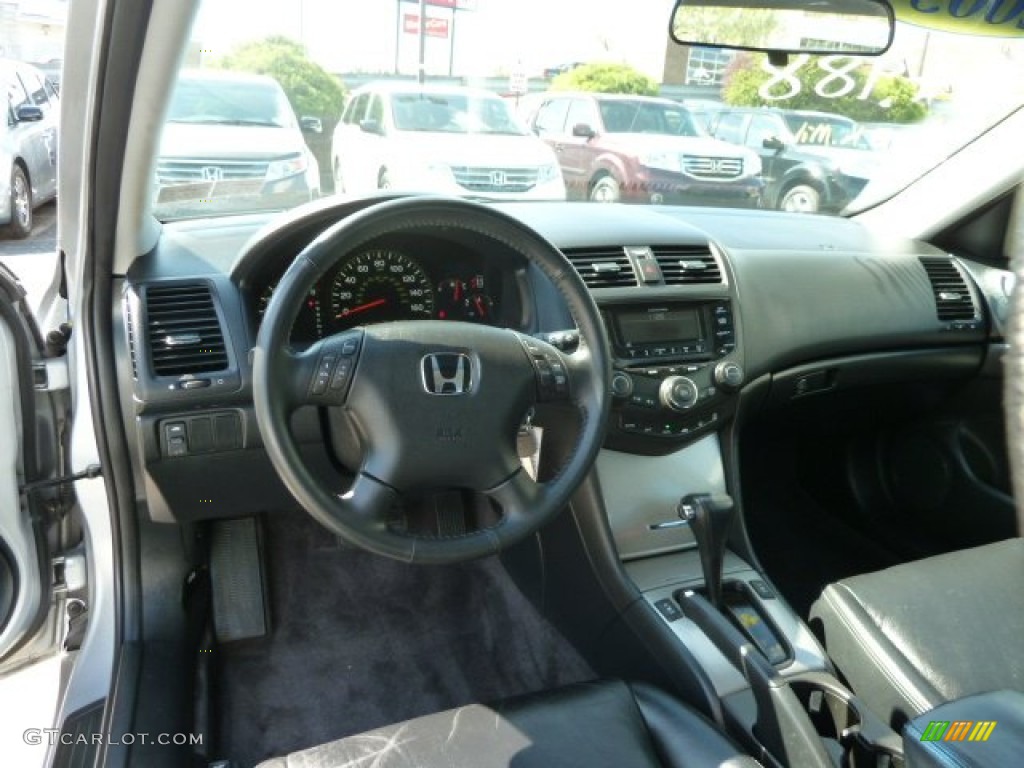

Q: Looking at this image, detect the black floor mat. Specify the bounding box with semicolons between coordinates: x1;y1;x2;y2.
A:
215;511;595;767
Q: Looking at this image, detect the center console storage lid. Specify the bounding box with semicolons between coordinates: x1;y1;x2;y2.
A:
903;690;1024;768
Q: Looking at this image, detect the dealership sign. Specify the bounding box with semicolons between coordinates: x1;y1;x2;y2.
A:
403;14;451;38
892;0;1024;35
400;0;477;9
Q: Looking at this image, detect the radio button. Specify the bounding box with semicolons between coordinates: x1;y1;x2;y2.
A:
611;371;634;398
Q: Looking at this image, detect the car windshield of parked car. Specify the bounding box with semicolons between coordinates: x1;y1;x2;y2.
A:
141;0;1024;220
391;93;529;135
168;77;295;128
599;100;702;136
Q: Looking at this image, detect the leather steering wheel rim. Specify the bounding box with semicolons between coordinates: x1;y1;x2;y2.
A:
253;196;612;564
1007;262;1024;534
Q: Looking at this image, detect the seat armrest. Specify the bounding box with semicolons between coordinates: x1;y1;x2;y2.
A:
903;691;1024;767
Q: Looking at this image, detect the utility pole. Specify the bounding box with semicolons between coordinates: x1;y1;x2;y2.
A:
418;0;427;84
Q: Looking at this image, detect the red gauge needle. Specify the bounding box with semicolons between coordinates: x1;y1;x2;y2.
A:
474;296;486;317
338;298;386;318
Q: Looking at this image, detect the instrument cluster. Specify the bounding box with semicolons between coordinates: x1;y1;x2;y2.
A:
254;239;514;343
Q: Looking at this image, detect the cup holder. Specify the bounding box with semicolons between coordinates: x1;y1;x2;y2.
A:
788;672;904;767
790;675;863;741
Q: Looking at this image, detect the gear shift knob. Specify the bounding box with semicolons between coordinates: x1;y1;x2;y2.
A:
678;493;736;608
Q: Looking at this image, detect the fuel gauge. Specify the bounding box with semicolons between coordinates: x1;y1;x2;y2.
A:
437;278;467;320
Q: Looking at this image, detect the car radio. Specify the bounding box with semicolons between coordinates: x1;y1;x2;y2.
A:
604;301;743;444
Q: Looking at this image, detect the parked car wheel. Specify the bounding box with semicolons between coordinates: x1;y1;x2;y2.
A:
779;183;821;213
590;174;621;203
5;166;33;239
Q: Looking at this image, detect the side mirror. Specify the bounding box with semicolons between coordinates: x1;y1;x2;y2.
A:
300;116;323;134
359;119;384;136
15;104;44;123
572;123;596;139
763;136;786;151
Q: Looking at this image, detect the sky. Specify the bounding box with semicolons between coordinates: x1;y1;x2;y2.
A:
191;0;677;78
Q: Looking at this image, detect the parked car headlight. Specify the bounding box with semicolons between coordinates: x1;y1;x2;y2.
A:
639;151;681;173
538;162;562;183
265;154;308;182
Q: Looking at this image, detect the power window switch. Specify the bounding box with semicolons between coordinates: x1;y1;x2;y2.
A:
167;436;187;457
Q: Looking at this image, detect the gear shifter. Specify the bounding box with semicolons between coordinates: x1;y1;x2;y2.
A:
678;493;736;608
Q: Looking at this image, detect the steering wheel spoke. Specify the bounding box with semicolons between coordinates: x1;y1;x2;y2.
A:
485;468;544;525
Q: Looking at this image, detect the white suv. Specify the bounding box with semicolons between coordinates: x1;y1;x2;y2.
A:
331;83;565;200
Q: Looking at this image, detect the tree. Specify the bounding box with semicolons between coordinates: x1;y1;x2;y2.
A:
722;53;927;124
672;8;778;49
551;62;658;96
215;36;345;124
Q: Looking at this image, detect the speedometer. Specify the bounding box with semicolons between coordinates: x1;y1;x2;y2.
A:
330;249;435;327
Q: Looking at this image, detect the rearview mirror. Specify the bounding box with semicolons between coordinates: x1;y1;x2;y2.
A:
670;0;894;56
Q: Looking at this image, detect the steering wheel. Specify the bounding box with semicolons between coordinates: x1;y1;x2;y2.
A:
253;197;612;564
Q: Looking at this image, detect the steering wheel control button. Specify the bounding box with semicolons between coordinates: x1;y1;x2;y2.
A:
659;376;699;412
340;338;359;356
330;360;353;390
750;580;776;600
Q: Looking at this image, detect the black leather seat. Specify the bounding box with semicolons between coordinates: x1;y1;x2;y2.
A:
810;538;1024;728
255;679;761;767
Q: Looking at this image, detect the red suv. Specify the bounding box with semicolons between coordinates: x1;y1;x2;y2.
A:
528;92;764;206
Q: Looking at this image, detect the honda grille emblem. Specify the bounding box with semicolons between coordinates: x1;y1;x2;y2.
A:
421;353;473;396
489;170;508;187
201;166;224;182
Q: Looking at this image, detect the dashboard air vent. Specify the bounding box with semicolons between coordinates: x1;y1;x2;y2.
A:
564;247;638;288
145;283;229;376
124;296;139;379
919;256;976;321
652;247;722;285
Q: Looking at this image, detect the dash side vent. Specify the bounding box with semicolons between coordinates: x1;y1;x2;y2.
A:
145;283;229;376
564;247;638;289
652;246;722;285
124;295;139;380
919;256;977;322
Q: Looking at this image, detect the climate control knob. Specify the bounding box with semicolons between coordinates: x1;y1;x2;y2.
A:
659;376;699;412
713;361;745;392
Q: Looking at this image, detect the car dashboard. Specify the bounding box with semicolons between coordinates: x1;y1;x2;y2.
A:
115;198;1005;528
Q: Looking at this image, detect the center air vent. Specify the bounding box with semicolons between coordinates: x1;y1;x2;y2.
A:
564;247;638;288
919;256;977;321
145;283;229;376
652;247;722;285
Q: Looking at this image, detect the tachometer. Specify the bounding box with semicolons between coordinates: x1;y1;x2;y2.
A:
330;249;435;327
258;284;323;341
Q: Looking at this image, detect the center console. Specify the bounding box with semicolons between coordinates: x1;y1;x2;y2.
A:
592;293;902;766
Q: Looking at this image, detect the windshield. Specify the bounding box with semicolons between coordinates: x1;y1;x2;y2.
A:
391;93;529;135
599;101;702;136
168;77;296;128
139;0;1024;220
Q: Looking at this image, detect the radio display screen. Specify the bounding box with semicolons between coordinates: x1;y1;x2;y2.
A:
616;307;702;344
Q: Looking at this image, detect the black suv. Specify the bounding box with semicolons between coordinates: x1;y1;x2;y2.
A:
707;108;875;213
